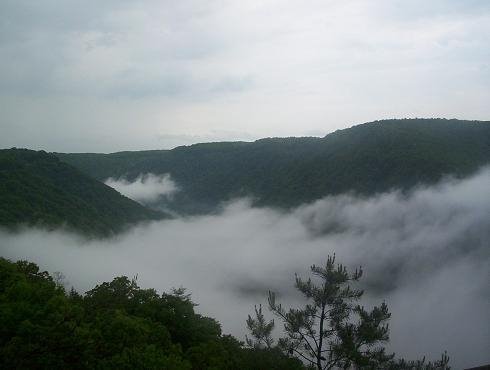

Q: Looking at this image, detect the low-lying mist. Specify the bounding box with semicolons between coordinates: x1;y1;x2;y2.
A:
105;173;178;203
1;169;489;369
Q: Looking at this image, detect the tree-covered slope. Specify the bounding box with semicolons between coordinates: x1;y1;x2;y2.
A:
0;149;165;236
0;257;304;369
57;119;490;214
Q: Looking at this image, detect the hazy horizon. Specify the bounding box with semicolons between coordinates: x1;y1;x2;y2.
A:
4;117;488;154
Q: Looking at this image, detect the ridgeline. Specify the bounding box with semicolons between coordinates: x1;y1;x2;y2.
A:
58;118;490;214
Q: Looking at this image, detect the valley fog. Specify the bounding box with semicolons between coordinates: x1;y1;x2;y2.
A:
1;169;489;369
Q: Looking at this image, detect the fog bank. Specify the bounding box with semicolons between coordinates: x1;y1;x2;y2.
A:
1;169;489;369
105;173;178;203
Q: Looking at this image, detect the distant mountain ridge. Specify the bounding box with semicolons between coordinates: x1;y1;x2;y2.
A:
58;118;490;214
0;149;165;236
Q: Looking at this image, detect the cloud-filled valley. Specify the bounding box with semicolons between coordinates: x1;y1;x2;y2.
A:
1;1;488;367
1;168;489;369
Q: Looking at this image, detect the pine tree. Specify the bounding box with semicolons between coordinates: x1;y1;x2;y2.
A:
267;254;394;370
246;304;275;349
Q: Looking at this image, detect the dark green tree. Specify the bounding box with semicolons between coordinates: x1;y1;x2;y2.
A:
246;304;274;349
267;255;394;370
387;351;450;370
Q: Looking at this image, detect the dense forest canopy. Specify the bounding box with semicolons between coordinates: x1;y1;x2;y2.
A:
0;257;304;369
0;149;165;236
57;119;490;214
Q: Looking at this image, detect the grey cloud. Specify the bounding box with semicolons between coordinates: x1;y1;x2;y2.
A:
104;69;254;100
1;168;489;368
0;0;243;99
105;69;191;99
210;75;255;94
0;0;157;39
381;0;490;21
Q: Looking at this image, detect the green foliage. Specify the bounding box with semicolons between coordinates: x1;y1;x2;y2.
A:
246;304;274;349
57;119;490;214
250;255;449;370
0;149;165;236
266;255;393;369
0;257;304;369
386;351;450;370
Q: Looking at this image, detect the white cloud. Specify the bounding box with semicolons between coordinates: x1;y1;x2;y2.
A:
105;173;178;203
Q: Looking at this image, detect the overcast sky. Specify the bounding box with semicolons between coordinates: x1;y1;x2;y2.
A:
1;0;489;152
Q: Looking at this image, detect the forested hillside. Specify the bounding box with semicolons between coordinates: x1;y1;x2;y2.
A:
0;257;303;369
0;149;165;236
58;119;490;214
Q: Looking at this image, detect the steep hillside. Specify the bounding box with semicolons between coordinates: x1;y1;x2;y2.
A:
57;119;490;214
0;149;165;236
